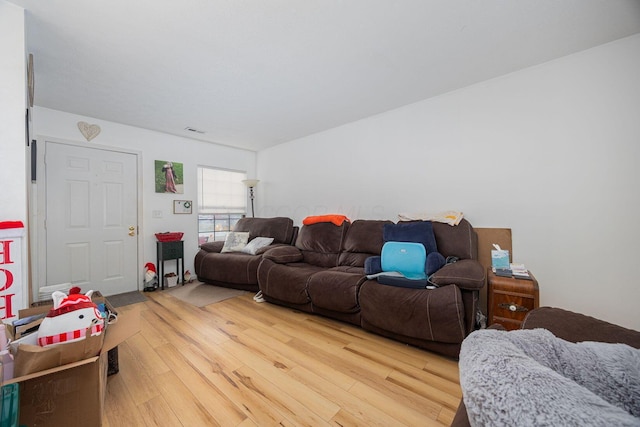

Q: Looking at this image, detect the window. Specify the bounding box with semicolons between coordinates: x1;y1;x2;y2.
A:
197;167;247;244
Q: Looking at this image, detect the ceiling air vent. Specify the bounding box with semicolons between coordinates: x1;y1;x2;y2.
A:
184;127;205;134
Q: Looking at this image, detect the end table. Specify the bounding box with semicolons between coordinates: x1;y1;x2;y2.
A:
487;268;539;330
156;240;184;289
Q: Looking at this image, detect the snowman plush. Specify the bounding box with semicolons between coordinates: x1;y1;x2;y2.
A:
37;287;105;347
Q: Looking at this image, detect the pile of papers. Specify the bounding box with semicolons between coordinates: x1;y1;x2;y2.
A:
510;263;530;279
493;263;531;280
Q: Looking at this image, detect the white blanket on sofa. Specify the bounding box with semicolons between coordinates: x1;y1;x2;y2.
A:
459;328;640;427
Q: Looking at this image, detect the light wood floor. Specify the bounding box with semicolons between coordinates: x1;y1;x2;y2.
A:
103;289;462;426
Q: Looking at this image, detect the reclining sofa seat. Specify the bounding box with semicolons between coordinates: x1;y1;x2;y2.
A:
258;218;485;358
194;217;297;291
359;219;484;358
257;219;392;325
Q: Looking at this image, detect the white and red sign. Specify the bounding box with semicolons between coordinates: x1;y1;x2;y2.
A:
0;221;25;321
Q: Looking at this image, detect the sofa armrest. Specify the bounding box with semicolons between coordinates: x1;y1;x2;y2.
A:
430;259;485;290
262;245;303;264
522;307;640;348
253;242;292;256
199;241;224;253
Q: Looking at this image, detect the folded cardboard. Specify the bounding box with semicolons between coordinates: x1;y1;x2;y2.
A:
10;313;45;339
6;301;140;427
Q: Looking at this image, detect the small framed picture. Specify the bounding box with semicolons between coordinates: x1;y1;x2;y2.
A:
173;200;192;214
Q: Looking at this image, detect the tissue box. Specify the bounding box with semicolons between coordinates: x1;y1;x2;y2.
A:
491;249;510;269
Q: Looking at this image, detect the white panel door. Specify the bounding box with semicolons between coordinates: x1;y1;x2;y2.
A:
44;142;138;296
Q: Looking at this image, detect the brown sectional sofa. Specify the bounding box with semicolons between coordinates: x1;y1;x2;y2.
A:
257;218;485;357
194;216;485;357
194;217;297;291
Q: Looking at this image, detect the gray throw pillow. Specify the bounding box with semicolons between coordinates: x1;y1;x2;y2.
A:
241;237;274;255
221;231;249;253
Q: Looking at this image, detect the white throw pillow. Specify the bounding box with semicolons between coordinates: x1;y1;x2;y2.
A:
221;231;250;253
241;237;274;255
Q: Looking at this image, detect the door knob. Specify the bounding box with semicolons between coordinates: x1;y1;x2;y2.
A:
129;226;135;236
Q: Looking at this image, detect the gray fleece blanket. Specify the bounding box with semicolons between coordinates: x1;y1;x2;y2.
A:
459;328;640;427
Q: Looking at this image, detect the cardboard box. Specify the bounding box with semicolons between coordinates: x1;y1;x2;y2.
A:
11;294;115;378
5;304;140;426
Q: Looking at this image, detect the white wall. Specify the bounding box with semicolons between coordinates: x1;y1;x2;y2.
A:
0;2;27;222
258;34;640;330
0;1;29;315
32;107;256;283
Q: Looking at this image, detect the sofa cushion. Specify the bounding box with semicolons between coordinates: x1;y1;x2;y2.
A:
241;237;274;255
432;219;478;260
296;221;349;268
196;251;261;286
379;221;446;276
258;260;322;305
427;251;447;276
384;221;438;254
381;241;427;280
307;269;366;313
339;220;391;267
360;281;466;344
221;231;250;253
233;217;296;245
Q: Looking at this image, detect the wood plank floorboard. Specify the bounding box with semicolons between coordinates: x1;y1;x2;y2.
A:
104;290;462;426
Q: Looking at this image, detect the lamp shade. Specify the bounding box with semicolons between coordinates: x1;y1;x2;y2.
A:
242;179;259;188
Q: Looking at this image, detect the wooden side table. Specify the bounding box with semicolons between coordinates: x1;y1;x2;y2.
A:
487;268;539;330
156;240;184;290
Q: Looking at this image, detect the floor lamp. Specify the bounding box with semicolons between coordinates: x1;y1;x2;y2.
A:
242;179;259;217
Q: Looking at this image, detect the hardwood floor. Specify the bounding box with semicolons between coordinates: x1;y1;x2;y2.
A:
103;289;462;426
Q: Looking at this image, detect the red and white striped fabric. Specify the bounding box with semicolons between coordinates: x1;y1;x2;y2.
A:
38;322;104;347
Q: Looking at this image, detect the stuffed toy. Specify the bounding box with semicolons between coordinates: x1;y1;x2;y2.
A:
37;287;104;347
144;262;157;284
143;262;159;291
184;270;193;283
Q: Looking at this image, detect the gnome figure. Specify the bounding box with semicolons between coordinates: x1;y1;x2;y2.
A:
37;287;104;347
144;262;158;291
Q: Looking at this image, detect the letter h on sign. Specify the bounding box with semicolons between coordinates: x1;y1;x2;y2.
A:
0;221;25;321
0;239;16;319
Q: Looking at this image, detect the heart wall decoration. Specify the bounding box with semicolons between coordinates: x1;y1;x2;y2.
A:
77;121;101;141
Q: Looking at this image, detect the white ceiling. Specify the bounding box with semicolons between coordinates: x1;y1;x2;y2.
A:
10;0;640;151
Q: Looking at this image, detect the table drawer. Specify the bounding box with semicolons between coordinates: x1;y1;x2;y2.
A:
492;291;536;322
